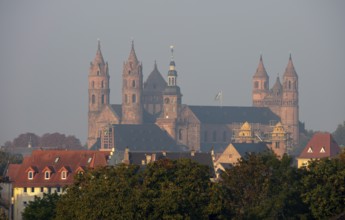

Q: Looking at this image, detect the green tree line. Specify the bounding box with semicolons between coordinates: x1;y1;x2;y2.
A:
22;152;345;220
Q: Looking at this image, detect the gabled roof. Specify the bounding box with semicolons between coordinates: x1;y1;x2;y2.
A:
112;124;180;152
188;106;280;125
110;104;160;123
6;150;110;187
127;151;215;177
298;132;341;159
232;142;269;157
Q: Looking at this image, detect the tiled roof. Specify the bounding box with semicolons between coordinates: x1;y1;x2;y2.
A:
127;151;215;177
232;142;269;157
7;150;110;187
298;132;341;159
188;106;280;124
113;124;180;152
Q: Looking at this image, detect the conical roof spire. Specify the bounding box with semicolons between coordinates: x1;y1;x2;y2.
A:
254;54;268;78
283;53;298;77
128;40;139;64
93;39;105;65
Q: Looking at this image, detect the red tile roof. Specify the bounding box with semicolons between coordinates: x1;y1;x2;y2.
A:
298;132;341;159
7;150;110;187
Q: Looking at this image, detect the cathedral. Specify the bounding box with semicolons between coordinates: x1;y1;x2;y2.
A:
88;40;300;156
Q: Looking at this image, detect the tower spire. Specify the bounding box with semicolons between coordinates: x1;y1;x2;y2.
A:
128;39;139;64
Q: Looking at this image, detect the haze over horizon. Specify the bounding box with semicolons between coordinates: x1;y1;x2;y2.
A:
1;1;344;146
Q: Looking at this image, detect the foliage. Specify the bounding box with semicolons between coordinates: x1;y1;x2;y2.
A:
55;164;142;220
218;151;309;219
22;193;60;220
0;151;23;178
3;132;83;149
301;157;345;219
333;121;345;146
140;159;212;219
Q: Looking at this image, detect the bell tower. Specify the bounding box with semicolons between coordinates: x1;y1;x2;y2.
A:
252;55;269;106
281;54;299;145
88;40;110;147
121;41;143;124
156;46;182;140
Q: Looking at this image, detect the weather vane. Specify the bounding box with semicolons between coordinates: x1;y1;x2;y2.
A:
170;45;174;60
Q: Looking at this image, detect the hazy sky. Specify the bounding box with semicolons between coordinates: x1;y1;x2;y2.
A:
1;1;344;146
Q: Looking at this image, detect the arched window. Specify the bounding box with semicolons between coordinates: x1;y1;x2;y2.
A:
179;129;183;140
128;70;131;75
172;78;175;86
223;131;227;142
132;80;136;88
101;81;104;88
132;94;136;103
254;81;259;89
125;94;128;104
213;131;217;142
288;81;291;89
92;95;95;104
91;81;95;88
101;94;105;104
28;171;33;180
45;171;50;180
61;171;67;180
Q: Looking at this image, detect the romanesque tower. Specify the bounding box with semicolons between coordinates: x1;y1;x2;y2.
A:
156;46;182;139
252;55;269;106
88;40;110;147
121;41;143;124
281;54;299;145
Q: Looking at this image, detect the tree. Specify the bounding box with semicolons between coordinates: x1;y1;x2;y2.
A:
301;157;345;219
39;133;83;149
55;164;142;220
219;152;309;219
140;159;212;219
333;121;345;146
22;193;60;220
12;133;39;148
0;151;23;178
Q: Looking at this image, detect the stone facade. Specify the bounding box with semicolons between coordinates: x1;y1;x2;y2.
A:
88;41;300;154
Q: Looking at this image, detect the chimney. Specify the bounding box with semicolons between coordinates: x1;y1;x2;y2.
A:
123;146;130;164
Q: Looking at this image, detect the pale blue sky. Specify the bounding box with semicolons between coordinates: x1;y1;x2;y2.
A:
0;1;344;145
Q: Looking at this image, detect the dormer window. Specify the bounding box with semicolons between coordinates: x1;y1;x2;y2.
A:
45;171;50;180
61;171;67;180
320;147;326;153
307;147;313;153
28;171;33;180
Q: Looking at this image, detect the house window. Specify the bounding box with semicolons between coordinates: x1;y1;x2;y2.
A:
92;94;96;104
178;129;183;141
45;171;50;180
41;187;44;192
97;70;100;75
48;187;51;194
28;171;33;180
56;187;61;193
31;187;35;193
24;187;27;193
307;147;313;153
61;171;67;180
132;94;136;103
132;80;136;88
275;142;280;149
101;94;105;104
